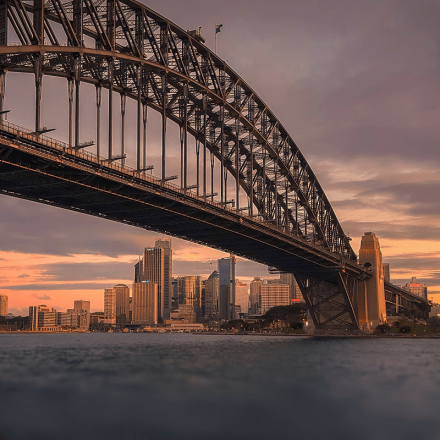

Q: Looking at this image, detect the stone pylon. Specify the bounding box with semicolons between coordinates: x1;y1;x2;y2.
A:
357;232;387;331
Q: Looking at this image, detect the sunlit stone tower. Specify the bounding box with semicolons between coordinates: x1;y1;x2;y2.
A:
358;232;387;330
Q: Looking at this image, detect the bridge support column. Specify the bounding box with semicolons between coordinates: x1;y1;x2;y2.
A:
108;60;113;160
74;56;80;149
143;102;147;171
297;272;360;334
95;84;101;157
136;66;142;171
161;73;167;181
358;232;387;329
0;71;5;120
120;93;126;165
68;79;73;147
34;55;42;133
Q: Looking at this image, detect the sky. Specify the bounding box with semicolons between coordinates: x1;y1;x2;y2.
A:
1;0;440;314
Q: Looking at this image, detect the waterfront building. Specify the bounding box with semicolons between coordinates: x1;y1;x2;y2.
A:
235;280;249;317
104;287;117;324
29;305;59;331
135;239;172;321
249;277;265;314
74;300;91;330
109;284;130;324
0;294;8;316
218;255;236;320
280;273;304;303
203;270;219;318
168;304;196;323
177;275;202;318
260;283;290;315
404;277;428;300
132;281;158;325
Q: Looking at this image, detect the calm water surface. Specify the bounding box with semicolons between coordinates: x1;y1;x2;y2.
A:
0;333;439;440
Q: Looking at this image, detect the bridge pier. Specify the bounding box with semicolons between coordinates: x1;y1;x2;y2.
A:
357;232;387;330
297;272;361;334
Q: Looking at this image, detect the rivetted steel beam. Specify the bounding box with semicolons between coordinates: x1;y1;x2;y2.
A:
108;59;113;160
68;78;73;148
95;84;101;157
74;56;80;149
120;92;126;166
136;65;141;171
34;54;42;132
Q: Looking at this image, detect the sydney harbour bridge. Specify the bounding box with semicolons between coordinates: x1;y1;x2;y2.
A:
0;0;427;332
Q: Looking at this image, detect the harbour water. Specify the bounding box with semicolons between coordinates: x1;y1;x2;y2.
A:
0;333;439;440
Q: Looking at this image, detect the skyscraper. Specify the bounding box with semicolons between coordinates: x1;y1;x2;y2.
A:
104;287;116;324
155;238;172;318
132;281;158;324
104;285;130;324
203;270;219;318
250;277;265;314
0;295;8;316
114;284;130;324
135;239;172;321
73;300;91;330
383;264;390;283
218;255;236;320
177;275;202;318
280;273;304;303
235;280;249;318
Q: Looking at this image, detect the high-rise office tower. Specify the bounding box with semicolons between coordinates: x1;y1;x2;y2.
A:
114;284;130;324
177;275;202;318
279;273;304;303
135;239;172;321
172;277;179;309
260;283;290;314
104;285;130;324
154;238;172;318
383;264;390;283
104;287;116;324
235;280;249;318
203;270;219;318
250;277;265;314
218;255;236;320
132;281;158;324
0;295;8;316
73;300;91;330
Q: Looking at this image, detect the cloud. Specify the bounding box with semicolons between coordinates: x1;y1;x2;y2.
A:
31;294;52;300
17;274;30;278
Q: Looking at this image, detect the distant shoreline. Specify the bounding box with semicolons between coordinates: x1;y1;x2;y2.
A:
1;330;440;338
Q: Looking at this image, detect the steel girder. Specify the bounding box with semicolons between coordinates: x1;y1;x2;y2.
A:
0;0;356;263
296;272;360;331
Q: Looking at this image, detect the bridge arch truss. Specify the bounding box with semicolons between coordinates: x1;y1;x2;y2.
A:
0;0;356;262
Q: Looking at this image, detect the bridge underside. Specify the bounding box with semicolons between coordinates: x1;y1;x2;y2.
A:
0;129;364;331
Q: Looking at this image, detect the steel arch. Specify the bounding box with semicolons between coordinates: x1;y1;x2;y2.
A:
0;0;356;263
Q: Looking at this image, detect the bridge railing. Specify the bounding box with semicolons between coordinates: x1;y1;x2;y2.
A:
0;119;284;234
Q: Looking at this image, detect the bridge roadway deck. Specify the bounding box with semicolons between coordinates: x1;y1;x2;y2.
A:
0;121;366;284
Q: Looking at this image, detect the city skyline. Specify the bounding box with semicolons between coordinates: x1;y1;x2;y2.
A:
1;0;439;313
